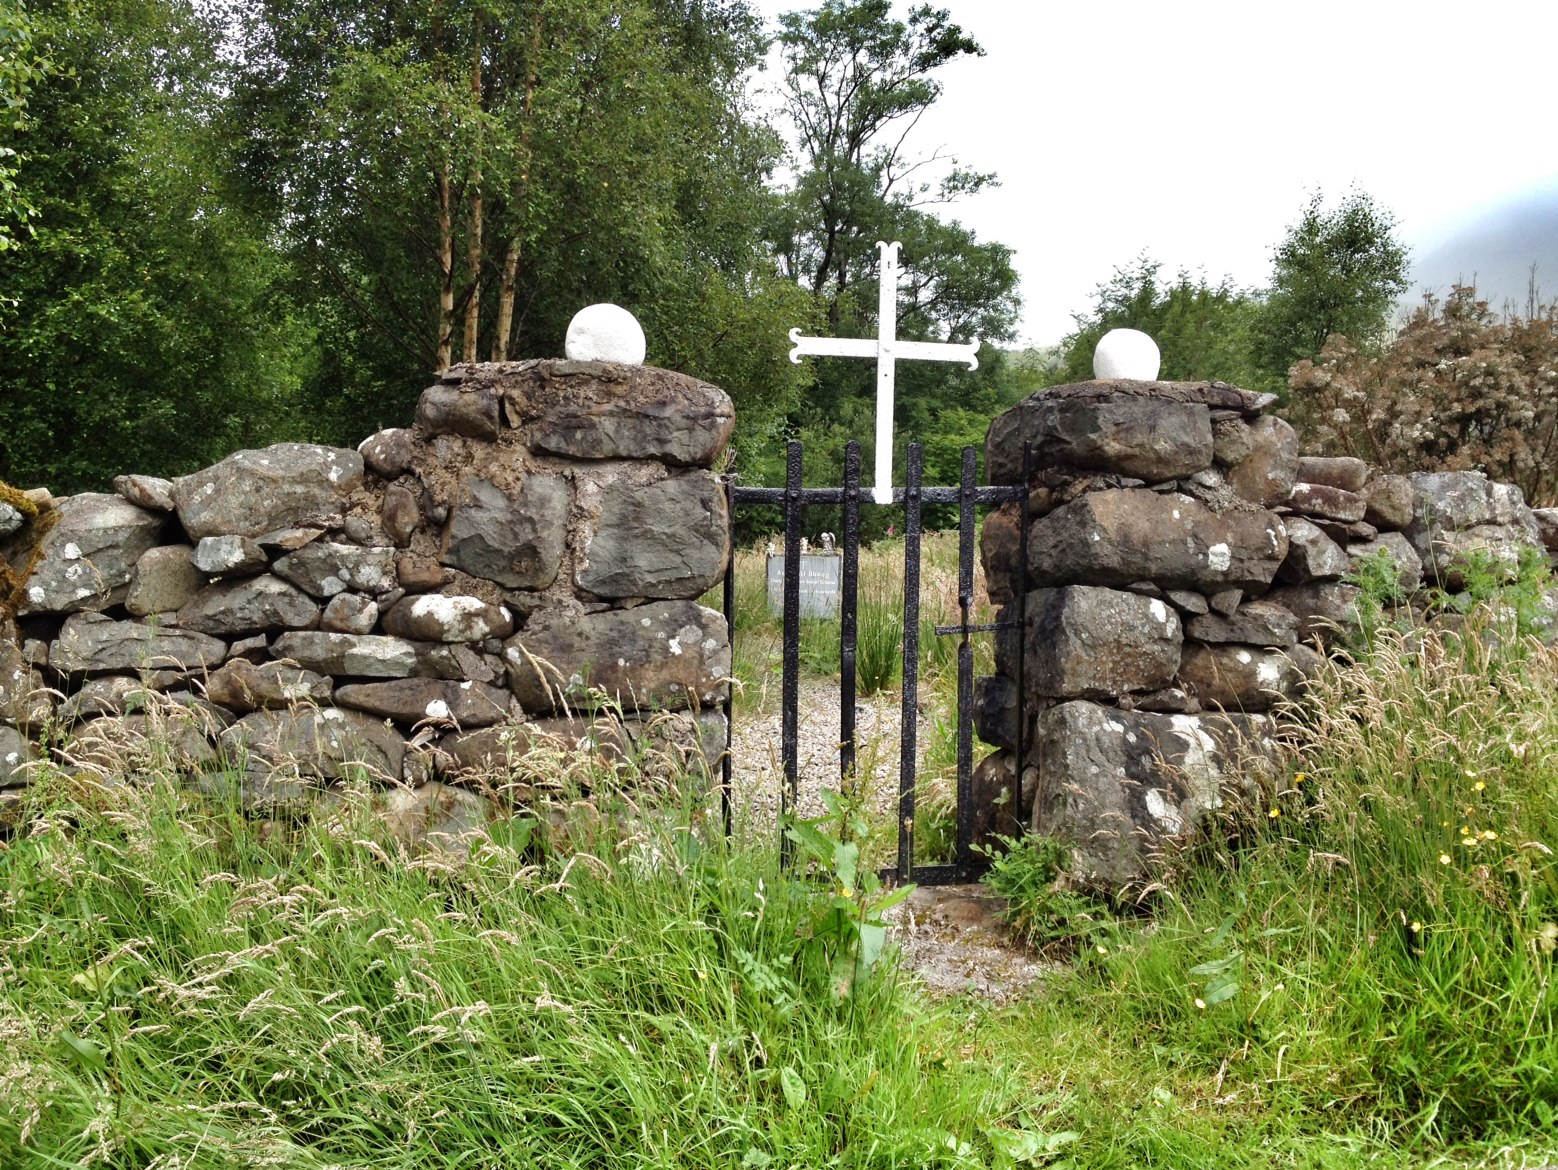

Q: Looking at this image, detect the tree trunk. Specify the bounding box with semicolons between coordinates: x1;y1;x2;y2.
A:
436;165;454;372
492;237;520;361
462;26;484;364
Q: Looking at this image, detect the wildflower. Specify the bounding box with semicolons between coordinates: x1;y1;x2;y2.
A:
1274;983;1285;992
1460;825;1470;835
1473;780;1486;792
1439;854;1452;865
1466;770;1478;778
1194;998;1207;1010
1268;808;1281;819
697;970;708;981
1095;944;1109;956
1293;773;1307;785
1441;821;1451;828
1410;921;1422;933
1481;830;1497;841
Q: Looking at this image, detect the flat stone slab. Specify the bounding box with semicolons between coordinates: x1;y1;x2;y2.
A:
126;545;203;617
178;576;322;637
1178;643;1304;711
1027;489;1288;592
13;493;165;615
205;658;334;712
173;443;363;540
577;474;729;600
504;600;729;714
988;395;1214;482
334;678;512;729
221;707;405;782
1185;600;1299;647
271;631;419;678
1277;516;1351;584
49;613;226;675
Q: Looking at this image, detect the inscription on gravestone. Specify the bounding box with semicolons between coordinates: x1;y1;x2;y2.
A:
766;552;842;619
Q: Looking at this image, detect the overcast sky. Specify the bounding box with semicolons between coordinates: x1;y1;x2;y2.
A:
749;0;1558;345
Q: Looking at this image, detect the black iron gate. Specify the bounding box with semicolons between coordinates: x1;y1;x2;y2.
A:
720;438;1029;886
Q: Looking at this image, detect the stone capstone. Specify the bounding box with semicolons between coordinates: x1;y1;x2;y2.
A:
205;658;334;713
1027;489;1288;592
126;545;204;617
271;542;399;598
380;594;514;642
221;707;405;781
993;394;1214;482
1024;586;1182;699
506;363;735;468
13;493;165;615
49;613;225;676
1177;643;1304;711
1031;700;1277;890
504;600;730;713
576;474;728;599
178;576;322;638
173;443;364;540
440;475;568;590
334;678;511;729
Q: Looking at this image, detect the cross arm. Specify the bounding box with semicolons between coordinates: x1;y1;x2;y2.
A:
891;339;980;370
788;329;879;364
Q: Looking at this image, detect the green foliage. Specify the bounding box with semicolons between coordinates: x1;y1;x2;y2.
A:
980;834;1120;958
1058;256;1275;391
1257;188;1410;383
784;788;916;999
0;0;311;490
0;0;47;267
1288;283;1558;506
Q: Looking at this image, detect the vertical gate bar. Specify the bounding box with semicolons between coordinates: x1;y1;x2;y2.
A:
955;445;977;874
1015;441;1031;835
897;443;924;883
720;477;736;838
840;441;861;788
780;440;804;866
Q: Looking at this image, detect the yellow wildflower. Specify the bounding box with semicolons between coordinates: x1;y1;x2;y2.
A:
1268;808;1281;819
1482;830;1497;841
1460;825;1470;835
1472;780;1486;792
1410;921;1422;933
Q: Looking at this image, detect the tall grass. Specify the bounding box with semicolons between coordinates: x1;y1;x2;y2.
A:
988;598;1558;1148
0;769;1034;1166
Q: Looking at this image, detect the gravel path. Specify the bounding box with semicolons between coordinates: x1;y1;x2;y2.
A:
724;677;930;834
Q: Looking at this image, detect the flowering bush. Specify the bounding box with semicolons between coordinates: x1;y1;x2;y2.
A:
1287;284;1558;505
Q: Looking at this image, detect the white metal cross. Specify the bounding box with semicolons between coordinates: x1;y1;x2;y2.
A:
788;240;981;504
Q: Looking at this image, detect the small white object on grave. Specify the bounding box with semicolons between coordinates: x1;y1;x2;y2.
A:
788;241;980;505
564;303;647;364
820;532;835;552
1093;328;1161;381
799;536;809;555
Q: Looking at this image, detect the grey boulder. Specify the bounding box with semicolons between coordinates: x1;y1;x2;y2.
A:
173;443;364;540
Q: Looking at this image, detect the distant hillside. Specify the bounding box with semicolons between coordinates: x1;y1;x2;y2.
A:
1411;183;1558;313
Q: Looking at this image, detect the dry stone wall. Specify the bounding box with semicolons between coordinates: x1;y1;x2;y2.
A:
0;361;735;841
977;378;1558;891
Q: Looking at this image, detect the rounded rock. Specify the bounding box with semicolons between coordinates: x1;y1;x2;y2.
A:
1093;328;1161;381
564;303;646;364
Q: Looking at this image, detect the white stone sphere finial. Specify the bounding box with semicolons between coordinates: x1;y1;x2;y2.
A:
1093;328;1161;381
565;303;646;364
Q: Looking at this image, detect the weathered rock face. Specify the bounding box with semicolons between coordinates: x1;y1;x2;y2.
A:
440;475;568;589
1031;701;1277;888
380;594;513;642
577;475;728;599
334;678;511;728
205;658;334;712
50;613;226;676
504;601;729;713
12;493;165;614
1005;395;1214;481
1028;489;1288;593
1296;455;1369;493
1025;586;1182;699
1277;517;1351;584
1406;471;1541;587
1178;643;1304;711
1224;416;1299;507
173;444;363;539
222;707;405;781
178;576;322;638
272;543;399;598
